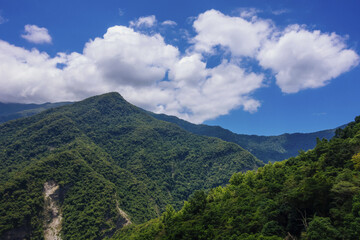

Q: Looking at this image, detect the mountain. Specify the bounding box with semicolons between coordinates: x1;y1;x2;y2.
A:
114;116;360;240
0;92;261;239
149;112;339;163
1;101;341;164
0;102;71;124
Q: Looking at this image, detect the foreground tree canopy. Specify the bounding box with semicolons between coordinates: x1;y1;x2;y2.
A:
114;116;360;240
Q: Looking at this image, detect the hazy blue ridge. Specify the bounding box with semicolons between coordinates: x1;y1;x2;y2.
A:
149;112;343;163
0;102;72;124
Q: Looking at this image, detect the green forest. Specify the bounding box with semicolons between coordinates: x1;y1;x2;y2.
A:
150;112;337;164
0;93;261;239
0;100;337;164
1;92;359;239
113;116;360;239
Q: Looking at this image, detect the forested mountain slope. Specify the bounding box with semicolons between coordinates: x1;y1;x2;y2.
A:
150;113;338;163
114;116;360;240
0;92;261;239
0;100;340;164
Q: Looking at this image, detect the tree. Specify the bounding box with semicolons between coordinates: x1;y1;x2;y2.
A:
306;216;339;240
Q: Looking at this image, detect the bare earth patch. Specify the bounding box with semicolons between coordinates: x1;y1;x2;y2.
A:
43;181;62;240
116;200;132;227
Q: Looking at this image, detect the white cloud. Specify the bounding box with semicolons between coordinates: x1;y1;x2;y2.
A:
0;10;358;124
0;40;67;103
0;26;179;103
130;15;156;28
21;24;52;44
162;20;177;26
83;27;264;123
149;55;263;123
0;23;265;123
257;25;359;93
192;9;272;57
168;54;207;87
83;26;178;86
167;59;263;122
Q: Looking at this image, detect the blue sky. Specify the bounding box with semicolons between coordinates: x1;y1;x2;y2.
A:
0;0;359;135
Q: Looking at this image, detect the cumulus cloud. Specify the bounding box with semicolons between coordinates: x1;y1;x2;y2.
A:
0;23;264;123
83;26;178;86
170;59;263;122
21;24;52;44
192;9;272;57
161;54;263;122
0;40;67;103
192;9;358;94
0;26;178;102
130;15;156;28
257;25;359;93
0;10;358;123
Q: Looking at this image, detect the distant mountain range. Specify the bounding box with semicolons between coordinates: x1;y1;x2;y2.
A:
0;101;71;124
0;93;260;239
0;99;343;163
149;112;341;163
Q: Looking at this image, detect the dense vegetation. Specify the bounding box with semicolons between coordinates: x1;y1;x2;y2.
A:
0;101;338;164
114;116;360;240
150;113;338;163
0;92;261;239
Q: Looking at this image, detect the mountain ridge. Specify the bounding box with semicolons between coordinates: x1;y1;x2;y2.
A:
0;95;343;164
149;112;340;163
0;92;261;239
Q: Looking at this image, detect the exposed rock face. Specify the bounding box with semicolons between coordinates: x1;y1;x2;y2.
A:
43;181;62;240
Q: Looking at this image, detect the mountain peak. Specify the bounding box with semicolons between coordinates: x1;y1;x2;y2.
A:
67;92;141;117
80;92;126;104
98;91;124;99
